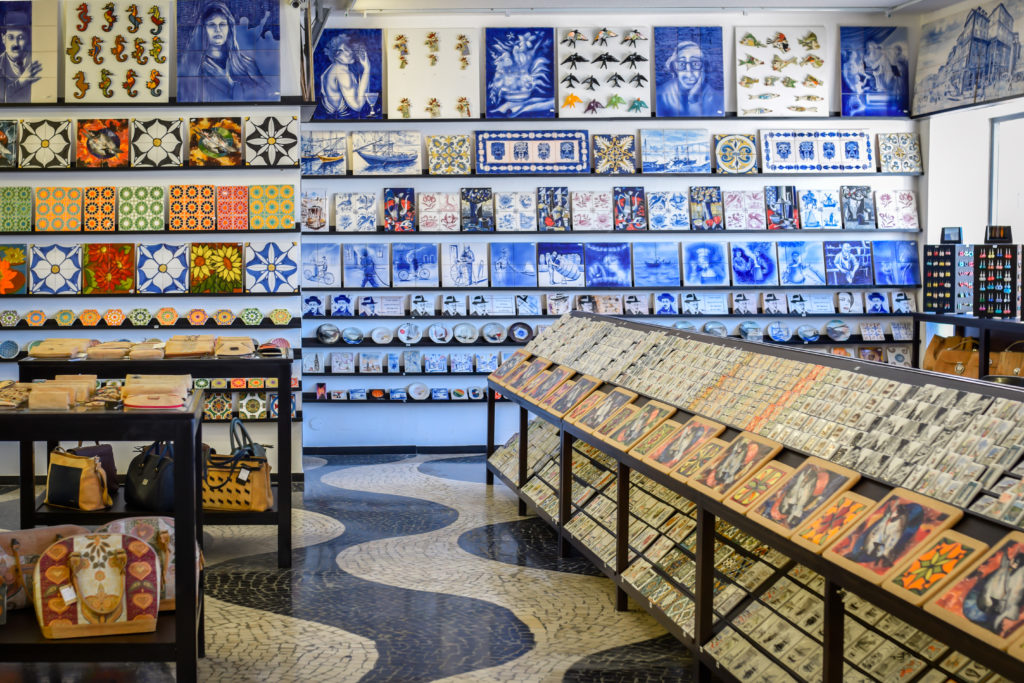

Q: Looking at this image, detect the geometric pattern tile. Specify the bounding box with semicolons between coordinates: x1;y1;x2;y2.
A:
170;184;216;231
203;391;233;421
29;244;81;294
245;241;298;293
118;186;166;232
19;118;71;169
249;184;295;230
131;118;185;168
136;243;189;294
245;115;298;167
217;186;249;230
34;186;82;232
0;187;32;232
82;186;117;232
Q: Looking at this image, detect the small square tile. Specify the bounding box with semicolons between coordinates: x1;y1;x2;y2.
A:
427;135;471;175
269;393;296;419
593;134;636;174
248;378;266;389
335;192;377;232
169;184;215;231
0;187;32;232
0;120;17;167
131;118;184;168
878;133;922;174
34;187;82;232
0;244;28;295
76;118;130;168
190;242;243;293
19;118;71;169
203;391;233;421
82;243;134;294
245;241;299;293
82;186;116;232
118;185;165;231
238;392;268;420
249;184;295;230
188;117;242;167
217;186;249;230
136;243;188;294
230;378;247;389
301;131;346;175
29;244;81;294
245;115;298;166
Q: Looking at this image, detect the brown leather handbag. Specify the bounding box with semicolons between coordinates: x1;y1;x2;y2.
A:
932;339;980;378
164;335;215;358
990;341;1024;377
922;335;971;372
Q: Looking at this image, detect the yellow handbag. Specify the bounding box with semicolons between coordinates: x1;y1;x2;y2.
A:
990;341;1024;376
932;339;980;378
44;449;113;511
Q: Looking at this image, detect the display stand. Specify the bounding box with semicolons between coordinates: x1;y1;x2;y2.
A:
911;312;1024;377
0;395;204;683
18;356;294;568
485;312;1024;682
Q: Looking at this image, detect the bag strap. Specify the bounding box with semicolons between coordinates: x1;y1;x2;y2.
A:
1001;340;1024;354
229;418;254;454
69;548;126;616
938;339;978;357
205;450;252;491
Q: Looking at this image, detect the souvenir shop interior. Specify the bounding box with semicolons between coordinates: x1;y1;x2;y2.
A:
0;0;1023;681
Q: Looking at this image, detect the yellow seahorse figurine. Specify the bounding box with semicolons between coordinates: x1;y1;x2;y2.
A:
66;35;83;64
132;37;148;64
98;68;114;98
149;36;165;63
146;68;161;97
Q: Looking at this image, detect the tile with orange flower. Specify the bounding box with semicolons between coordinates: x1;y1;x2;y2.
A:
190;242;243;293
0;244;28;295
76;118;130;168
82;243;135;294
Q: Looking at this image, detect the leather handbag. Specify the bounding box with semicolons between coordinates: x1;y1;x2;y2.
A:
33;533;160;639
203;419;273;512
68;442;118;497
44;448;113;511
164;335;215;358
86;341;132;360
125;442;176;514
123;393;185;410
922;335;972;372
215;337;256;357
128;342;165;360
0;525;90;610
933;339;980;378
27;339;94;359
991;341;1024;377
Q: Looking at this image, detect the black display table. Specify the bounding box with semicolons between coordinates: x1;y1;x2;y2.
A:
0;395;204;682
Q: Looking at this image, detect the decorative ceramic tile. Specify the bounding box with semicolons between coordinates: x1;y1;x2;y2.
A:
63;0;171;104
484;27;555;119
238;392;267;420
0;187;32;232
640;129;710;173
350;130;421;175
342;243;390;288
136;243;188;294
203;391;233;421
335;192;377;232
128;307;151;326
188;117;242;167
612;187;646;230
384;187;417;232
387;29;479;120
301;131;346;175
82;243;134;294
460;188;494;231
427;135;471;175
556;27;652;119
440;241;488;287
103;309;125;326
268;308;291;326
155;307;178;326
653;27;724;117
186;308;208;326
841;27;910;117
268;393;296;419
76;118;129;168
0;244;28;295
24;309;44;326
78;309;101;326
646;191;689;231
34;187;82;232
723;190;766;231
0;120;17;166
217;186;249;231
130;118;184;168
878;133;922;173
765;185;800;229
244;115;298;167
213;309;235;326
245;241;298;293
249;184;295;230
169;184;215;231
301;188;328;232
417;192;460;232
689;186;724;230
495;191;538;232
117;185;165;231
239;307;262;326
300;243;340;288
536;186;571;230
841;185;876;229
798;189;842;229
0;310;17;327
735;26;828;117
19;118;71;168
0;2;58;104
82;186;116;232
190;242;243;293
476;130;588;174
875;189;919;231
570;191;611;231
714;134;757;174
593;134;635;174
29;244;80;294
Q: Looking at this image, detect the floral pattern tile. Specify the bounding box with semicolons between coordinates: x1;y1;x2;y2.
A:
878;133;923;174
118;186;166;232
0;244;28;295
19;118;72;169
131;118;185;168
238;391;268;420
189;117;242;167
593;134;636;175
0;187;32;232
0;120;17;167
169;184;216;231
83;186;116;232
246;241;299;293
29;244;80;294
217;186;249;230
34;186;82;232
427;135;471;175
245;115;299;167
249;184;295;230
82;243;135;294
136;243;188;294
190;242;243;294
76;118;130;168
204;391;233;421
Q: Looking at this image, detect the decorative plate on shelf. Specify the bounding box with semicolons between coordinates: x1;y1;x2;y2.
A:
481;323;506;343
397;323;422;344
187;309;208;326
213;309;235;326
451;388;468;400
25;310;45;327
104;309;126;326
673;321;696;331
128;307;152;327
54;309;75;327
508;322;533;343
408;382;430;400
738;321;762;340
0;310;18;327
428;323;452;344
268;308;291;326
826;320;851;342
155;307;178;326
78;309;101;327
0;339;18;359
316;323;341;344
370;326;393;344
239;307;263;326
703;321;727;337
467;387;484;400
767;321;791;342
454;323;478;344
342;327;363;344
796;325;820;342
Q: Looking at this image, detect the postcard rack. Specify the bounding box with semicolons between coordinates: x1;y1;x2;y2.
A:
484;312;1024;682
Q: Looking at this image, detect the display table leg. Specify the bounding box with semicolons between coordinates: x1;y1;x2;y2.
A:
517;406;528;517
823;579;844;682
615;461;629;611
559;428;571;557
485;388;495;485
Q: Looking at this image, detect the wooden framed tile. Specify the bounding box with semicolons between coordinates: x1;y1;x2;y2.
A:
543;374;601;418
747;458;860;538
503;358;551;393
521;365;573;402
689;432;783;501
885;530;989;607
563;390;608;425
592;403;639;439
512;369;550;398
790;492;877;554
628;419;684;461
826;488;962;585
723;461;794;514
670;438;728;486
570;387;637;433
602;400;676;451
489;349;530;386
634;416;724;474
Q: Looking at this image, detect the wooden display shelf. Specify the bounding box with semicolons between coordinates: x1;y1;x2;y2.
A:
3;164;299;173
911;312;1024;376
301;337;525;348
0;318;300;330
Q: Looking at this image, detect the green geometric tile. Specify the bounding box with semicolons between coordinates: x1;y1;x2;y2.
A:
117;185;165;231
203;391;233;421
0;187;32;232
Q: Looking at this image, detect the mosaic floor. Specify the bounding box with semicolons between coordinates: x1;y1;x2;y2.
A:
0;454;697;682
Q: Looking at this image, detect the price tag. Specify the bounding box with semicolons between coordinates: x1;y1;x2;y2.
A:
236;467;251;484
59;584;77;605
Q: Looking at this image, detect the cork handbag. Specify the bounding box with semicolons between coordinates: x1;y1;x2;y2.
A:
990;341;1024;377
0;525;90;610
932;339;980;379
202;419;273;512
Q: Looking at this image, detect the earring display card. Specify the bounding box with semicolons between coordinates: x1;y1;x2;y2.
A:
188;116;242;167
972;244;1019;319
34;187;82;232
76;118;130;168
82;186;116;232
168;184;215;231
131;117;184;168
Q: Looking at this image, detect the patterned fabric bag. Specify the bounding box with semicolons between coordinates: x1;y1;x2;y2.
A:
202;419;273;511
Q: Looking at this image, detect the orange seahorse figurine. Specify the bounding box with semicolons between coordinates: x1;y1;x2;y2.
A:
111;35;127;62
72;71;89;99
132;37;148;64
122;69;138;97
88;36;104;64
101;2;117;32
146;69;161;97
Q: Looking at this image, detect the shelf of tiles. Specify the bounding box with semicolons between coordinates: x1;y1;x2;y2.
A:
537;186;571;231
300;242;340;290
312;28;382;119
839;27;910;117
632;242;680;287
387;29;479;120
570;191;612;231
646;191;689;231
188;242;242;294
556;27;652;118
76;118;129;168
877;133;922;174
301;188;328;232
871;239;920;286
34;186;82;232
797;189;841;229
476;129;589;174
490;242;537;288
343;243;390;288
177;0;278;102
64;1;170;104
301;131;346;176
824;240;873;286
417;192;459;232
713;133;757;174
383;187;416;232
723;190;765;231
441;241;488;287
427;134;471;175
764;185;799;230
778;241;826;286
245;241;298;294
494;191;537;232
485;27;555;119
874;189;919;230
82;186;116;232
734;26;828;117
584;242;632;287
682;241;728;287
0;2;57;103
19;118;71;169
335;192;377;233
653;291;678;315
188;116;241;167
612;186;647;230
460;188;494;232
652;26;723;117
593;134;637;174
244;115;298;167
391;242;438;288
351;130;421;176
640;128;710;173
537;242;584;287
688;186;724;230
0;243;27;294
730;241;779;287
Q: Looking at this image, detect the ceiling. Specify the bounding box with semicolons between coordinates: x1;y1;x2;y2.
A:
331;0;963;14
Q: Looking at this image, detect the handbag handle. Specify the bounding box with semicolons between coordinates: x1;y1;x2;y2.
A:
136;441;173;468
937;338;978;357
229;418;256;456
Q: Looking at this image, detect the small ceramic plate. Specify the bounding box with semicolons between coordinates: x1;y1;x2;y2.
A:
155;307;178;326
673;321;696;331
454;323;477;344
239;307;263;326
508;322;533;343
341;327;363;344
796;325;820;342
825;319;851;342
25;310;45;327
467;387;484;400
428;323;452;344
451;388;468;400
397;323;422;344
213;309;235;326
703;321;727;337
317;323;341;344
268;308;291;326
481;323;506;343
78;309;101;327
128;307;152;327
371;326;393;344
738;321;762;341
0;310;18;327
0;340;18;359
186;309;208;326
767;321;791;342
408;382;430;400
54;309;75;327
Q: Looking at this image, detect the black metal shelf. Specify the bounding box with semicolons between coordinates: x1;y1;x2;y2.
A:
0;95;305;108
3;164;299;173
305;313;910;322
306;111;909;122
301;337;524;348
1;318;300;330
303;371;490;377
11;225;300;233
309;314;551;321
301;393;501;405
307;227;922;236
0;291;297;299
303;284;921;292
301;170;921;179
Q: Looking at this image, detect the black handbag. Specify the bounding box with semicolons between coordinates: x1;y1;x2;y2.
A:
125;441;175;513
